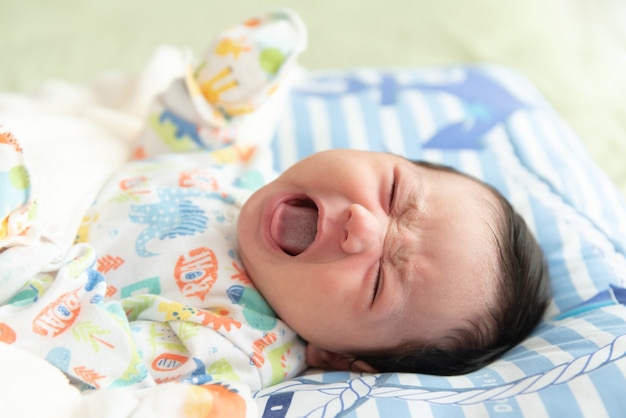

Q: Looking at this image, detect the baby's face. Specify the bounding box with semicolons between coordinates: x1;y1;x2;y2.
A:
237;150;502;357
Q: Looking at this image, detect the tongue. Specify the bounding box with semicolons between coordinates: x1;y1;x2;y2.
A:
273;201;318;256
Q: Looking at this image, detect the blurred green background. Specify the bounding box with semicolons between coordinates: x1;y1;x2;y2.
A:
2;0;626;194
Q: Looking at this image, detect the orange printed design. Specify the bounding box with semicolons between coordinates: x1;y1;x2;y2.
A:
119;176;148;191
158;301;241;332
249;332;277;368
244;17;262;27
154;375;182;384
200;125;236;146
174;247;218;301
73;366;105;389
179;168;218;190
105;285;117;298
267;342;295;384
131;146;147;160
188;383;247;418
0;322;16;344
196;308;242;332
32;290;81;337
97;254;124;273
152;352;189;372
229;261;251;285
280;350;291;377
0;128;22;153
113;176;150;203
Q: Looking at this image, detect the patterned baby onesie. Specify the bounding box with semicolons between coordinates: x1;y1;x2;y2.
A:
75;144;306;390
77;8;308;390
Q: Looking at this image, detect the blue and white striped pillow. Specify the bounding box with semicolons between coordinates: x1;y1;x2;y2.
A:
256;65;626;417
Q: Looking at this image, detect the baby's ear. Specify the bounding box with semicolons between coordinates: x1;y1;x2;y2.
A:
305;344;378;373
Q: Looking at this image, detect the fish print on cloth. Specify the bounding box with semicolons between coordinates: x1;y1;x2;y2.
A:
129;186;234;257
174;246;219;301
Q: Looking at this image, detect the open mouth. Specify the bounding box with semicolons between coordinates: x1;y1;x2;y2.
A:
271;197;319;256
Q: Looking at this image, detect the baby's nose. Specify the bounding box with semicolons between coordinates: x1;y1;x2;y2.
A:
340;204;384;255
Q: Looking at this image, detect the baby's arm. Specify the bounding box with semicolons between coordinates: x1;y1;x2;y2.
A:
134;10;307;158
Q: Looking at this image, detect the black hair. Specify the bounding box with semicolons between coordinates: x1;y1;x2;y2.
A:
354;161;551;375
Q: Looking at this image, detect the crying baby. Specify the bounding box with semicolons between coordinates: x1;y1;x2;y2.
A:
64;9;549;389
237;148;550;375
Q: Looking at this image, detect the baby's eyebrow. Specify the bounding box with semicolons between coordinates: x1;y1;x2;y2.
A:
396;163;425;233
386;167;425;288
389;205;421;283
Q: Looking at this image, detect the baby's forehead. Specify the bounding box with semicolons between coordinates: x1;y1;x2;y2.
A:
410;160;502;205
409;161;505;284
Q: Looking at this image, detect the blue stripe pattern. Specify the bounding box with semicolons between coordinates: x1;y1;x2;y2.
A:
258;65;626;417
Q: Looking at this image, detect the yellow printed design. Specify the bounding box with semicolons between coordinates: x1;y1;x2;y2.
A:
75;214;99;243
210;144;255;164
135;11;307;158
200;66;239;106
134;9;307;157
215;37;251;59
